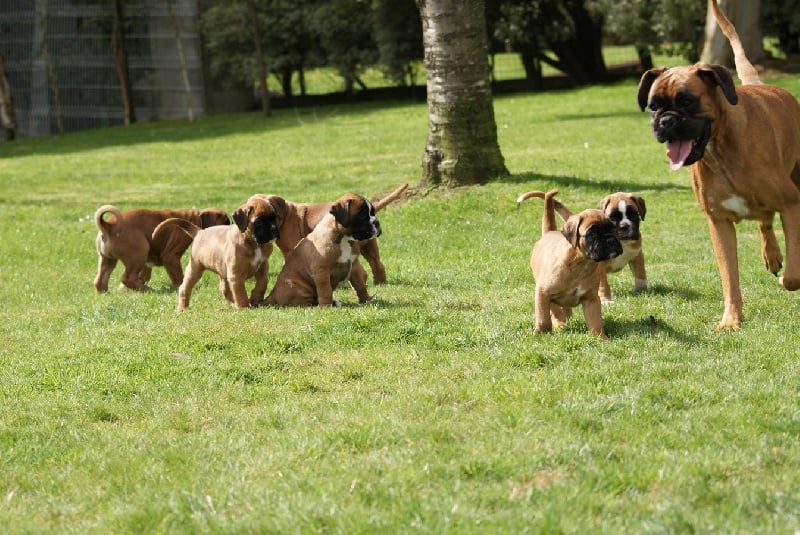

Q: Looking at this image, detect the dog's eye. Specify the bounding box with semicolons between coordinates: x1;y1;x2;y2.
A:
609;212;622;223
675;92;695;109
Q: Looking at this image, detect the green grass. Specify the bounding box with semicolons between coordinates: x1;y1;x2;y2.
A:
3;75;800;532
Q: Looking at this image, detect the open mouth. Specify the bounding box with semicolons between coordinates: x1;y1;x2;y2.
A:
665;122;711;171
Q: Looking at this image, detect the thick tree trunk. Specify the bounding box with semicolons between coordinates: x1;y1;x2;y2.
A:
416;0;507;187
111;0;136;125
0;49;17;140
701;0;764;66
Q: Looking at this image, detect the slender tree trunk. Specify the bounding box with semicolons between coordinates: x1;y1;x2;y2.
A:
35;2;63;135
164;0;194;121
0;49;17;140
701;0;764;66
247;0;270;117
111;0;136;125
416;0;507;187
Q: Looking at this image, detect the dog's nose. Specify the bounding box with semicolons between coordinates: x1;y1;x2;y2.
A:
658;114;679;131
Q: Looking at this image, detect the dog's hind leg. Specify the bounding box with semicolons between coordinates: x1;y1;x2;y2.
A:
757;215;783;275
779;203;800;291
94;255;117;292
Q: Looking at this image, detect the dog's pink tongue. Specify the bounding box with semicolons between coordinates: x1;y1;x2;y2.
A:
666;140;693;171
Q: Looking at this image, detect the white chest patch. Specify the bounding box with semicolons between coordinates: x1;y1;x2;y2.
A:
721;194;749;217
252;248;263;267
338;242;357;264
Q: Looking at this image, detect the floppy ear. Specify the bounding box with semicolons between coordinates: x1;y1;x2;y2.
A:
232;205;251;233
596;197;610;213
562;216;582;248
632;196;646;221
268;196;287;224
637;67;667;111
697;64;738;105
330;200;351;228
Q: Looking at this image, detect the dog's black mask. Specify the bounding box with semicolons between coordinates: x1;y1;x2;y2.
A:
253;215;280;244
583;222;623;262
350;203;382;241
608;207;641;241
647;91;712;169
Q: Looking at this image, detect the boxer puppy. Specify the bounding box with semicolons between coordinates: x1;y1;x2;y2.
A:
519;191;649;302
262;193;381;307
152;195;283;311
260;182;406;288
93;204;229;292
522;190;622;338
637;0;800;330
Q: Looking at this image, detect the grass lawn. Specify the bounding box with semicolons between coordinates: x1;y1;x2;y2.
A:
2;73;800;532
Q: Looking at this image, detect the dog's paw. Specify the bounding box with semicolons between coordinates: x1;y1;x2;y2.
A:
332;299;343;308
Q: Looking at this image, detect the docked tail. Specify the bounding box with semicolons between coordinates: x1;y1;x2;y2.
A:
710;0;762;85
152;217;202;242
516;189;561;234
372;183;409;211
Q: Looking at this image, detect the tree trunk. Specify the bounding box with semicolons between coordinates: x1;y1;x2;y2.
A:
416;0;508;187
701;0;764;66
247;0;270;117
0;49;17;140
111;0;136;125
542;2;607;86
165;0;194;121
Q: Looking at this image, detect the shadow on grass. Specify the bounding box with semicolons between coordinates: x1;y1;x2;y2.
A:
0;101;421;159
498;171;691;194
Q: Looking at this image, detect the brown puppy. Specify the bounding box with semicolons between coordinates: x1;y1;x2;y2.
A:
522;190;622;338
637;0;800;330
263;193;381;307
93;204;229;292
260;182;406;288
152;195;283;311
519;191;649;302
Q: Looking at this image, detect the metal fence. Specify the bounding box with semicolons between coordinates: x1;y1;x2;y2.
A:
0;0;205;140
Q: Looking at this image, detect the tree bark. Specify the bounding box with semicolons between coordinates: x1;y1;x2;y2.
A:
701;0;764;66
165;0;194;121
416;0;507;187
0;49;17;140
111;0;136;125
246;0;270;117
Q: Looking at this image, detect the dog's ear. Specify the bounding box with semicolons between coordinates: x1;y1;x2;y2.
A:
637;67;667;111
632;196;646;221
268;196;287;224
698;64;738;105
232;205;251;233
330;200;351;228
562;215;582;248
596;197;610;213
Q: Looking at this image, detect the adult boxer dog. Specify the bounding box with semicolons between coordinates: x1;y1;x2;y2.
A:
262;193;381;307
519;191;649;302
93;204;229;292
522;190;622;338
637;0;800;330
152;195;283;311
264;182;407;286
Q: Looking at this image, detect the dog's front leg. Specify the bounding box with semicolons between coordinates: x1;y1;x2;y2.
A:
533;288;553;333
348;261;373;303
313;272;335;306
706;217;743;330
581;295;607;339
227;275;251;308
249;262;269;306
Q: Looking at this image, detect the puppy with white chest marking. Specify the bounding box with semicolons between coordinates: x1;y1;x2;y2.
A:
262;193;381;307
519;190;622;338
254;183;406;303
152;195;283;311
519;191;649;302
638;0;800;330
